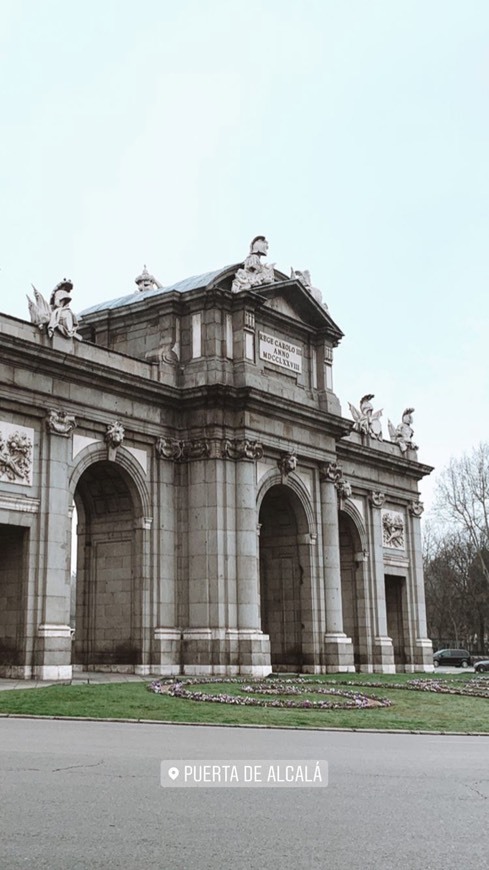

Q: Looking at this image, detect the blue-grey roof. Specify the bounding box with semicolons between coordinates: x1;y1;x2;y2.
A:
80;266;234;316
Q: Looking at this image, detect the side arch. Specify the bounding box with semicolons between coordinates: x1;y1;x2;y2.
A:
257;469;318;671
256;469;316;538
340;498;368;553
69;443;151;519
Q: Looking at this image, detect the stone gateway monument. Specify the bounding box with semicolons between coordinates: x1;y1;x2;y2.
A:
0;240;433;679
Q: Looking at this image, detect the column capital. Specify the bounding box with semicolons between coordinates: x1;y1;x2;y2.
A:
45;408;77;437
319;461;342;484
369;491;385;508
409;500;424;517
222;438;264;461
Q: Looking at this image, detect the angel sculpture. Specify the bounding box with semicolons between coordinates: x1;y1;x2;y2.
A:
388;408;418;454
349;394;383;440
27;279;82;341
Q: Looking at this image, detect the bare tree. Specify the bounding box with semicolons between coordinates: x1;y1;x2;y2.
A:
435;443;489;585
427;443;489;651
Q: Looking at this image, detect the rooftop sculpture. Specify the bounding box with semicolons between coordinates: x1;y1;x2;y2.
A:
388;408;418;453
349;394;383;440
290;267;327;308
231;236;275;293
27;279;82;341
134;265;163;292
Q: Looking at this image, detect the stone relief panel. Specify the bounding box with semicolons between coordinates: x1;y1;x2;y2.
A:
382;509;405;550
0;422;34;486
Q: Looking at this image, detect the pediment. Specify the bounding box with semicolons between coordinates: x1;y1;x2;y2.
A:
258;280;344;343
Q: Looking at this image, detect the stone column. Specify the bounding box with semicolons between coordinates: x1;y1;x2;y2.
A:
408;500;433;672
235;446;270;677
152;443;180;675
319;463;354;672
34;412;76;680
368;492;395;673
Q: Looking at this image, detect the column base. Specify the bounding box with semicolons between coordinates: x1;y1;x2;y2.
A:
182;628;272;676
34;665;72;681
372;636;396;673
151;628;181;675
413;638;434;671
323;633;355;673
34;624;73;681
0;665;34;680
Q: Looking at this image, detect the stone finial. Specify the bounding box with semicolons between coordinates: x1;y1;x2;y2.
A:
27;280;82;342
349;394;383;441
388;408;418;454
231;236;275;293
277;451;297;477
46;409;77;437
135;265;163;292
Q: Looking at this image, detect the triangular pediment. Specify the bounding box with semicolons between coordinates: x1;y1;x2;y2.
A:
258;280;344;343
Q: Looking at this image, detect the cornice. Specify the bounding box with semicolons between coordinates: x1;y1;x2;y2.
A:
337;436;434;480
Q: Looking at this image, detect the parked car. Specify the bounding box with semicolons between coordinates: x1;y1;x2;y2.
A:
474;660;489;673
433;649;472;668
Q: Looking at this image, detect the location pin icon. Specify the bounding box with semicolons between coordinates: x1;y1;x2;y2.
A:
168;767;179;780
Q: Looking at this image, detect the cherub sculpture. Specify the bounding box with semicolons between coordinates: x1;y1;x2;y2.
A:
349;394;383;440
27;279;82;341
231;236;275;293
388;408;418;453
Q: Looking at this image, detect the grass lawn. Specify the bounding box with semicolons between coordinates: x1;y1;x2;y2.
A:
0;673;488;732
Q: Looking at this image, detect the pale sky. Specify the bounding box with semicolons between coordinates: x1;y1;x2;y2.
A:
1;0;488;512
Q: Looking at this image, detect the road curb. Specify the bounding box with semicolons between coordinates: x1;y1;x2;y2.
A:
0;712;488;736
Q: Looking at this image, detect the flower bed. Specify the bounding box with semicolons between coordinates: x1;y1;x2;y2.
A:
149;678;392;709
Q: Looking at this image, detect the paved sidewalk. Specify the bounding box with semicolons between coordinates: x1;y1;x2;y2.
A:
0;666;475;692
0;672;156;691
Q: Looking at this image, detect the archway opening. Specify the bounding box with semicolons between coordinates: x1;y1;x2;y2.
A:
0;524;27;673
73;461;142;669
259;484;310;672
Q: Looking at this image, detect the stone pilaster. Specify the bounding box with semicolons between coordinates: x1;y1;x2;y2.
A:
319;463;354;672
34;416;75;680
235;457;271;676
368;492;395;673
407;500;433;672
182;456;228;674
151;451;180;674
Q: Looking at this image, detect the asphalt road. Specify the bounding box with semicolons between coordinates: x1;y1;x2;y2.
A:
0;719;488;870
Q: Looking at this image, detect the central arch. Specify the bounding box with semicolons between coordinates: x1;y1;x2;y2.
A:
73;460;143;669
258;483;312;672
